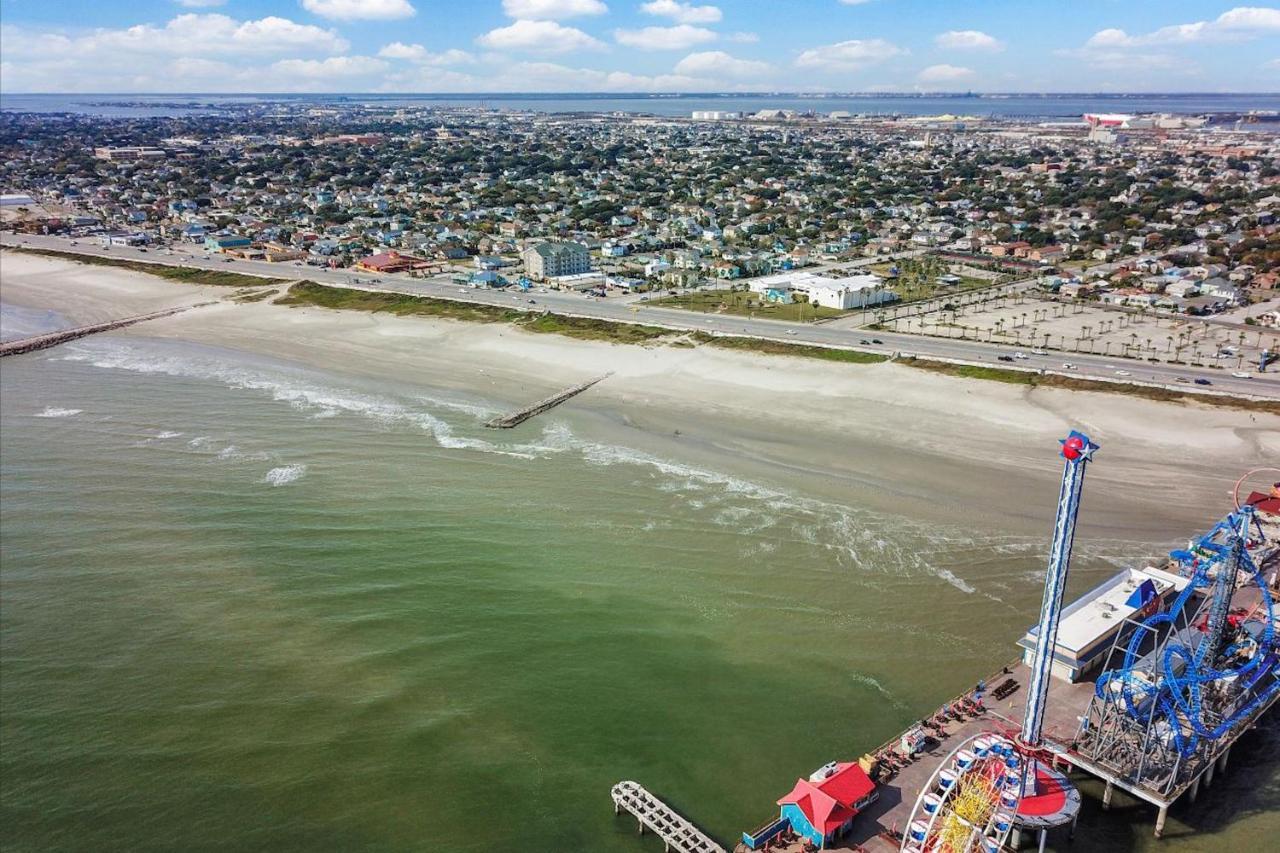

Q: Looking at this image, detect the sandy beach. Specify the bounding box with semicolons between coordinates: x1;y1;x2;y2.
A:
3;251;1276;541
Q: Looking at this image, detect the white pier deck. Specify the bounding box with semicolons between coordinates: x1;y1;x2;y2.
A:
612;781;726;853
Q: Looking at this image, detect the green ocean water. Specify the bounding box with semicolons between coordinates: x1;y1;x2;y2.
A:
1;315;1276;852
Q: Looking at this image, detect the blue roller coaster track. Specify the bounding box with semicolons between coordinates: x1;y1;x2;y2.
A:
1097;507;1280;758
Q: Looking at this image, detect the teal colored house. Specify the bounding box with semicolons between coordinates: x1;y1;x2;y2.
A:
774;763;877;848
204;234;252;252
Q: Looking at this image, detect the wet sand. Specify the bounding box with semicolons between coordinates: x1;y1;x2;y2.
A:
3;251;1274;546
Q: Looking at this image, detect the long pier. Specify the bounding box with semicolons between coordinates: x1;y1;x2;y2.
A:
0;302;215;357
612;781;726;853
484;372;612;429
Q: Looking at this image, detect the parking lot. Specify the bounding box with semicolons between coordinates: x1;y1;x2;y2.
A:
882;294;1278;372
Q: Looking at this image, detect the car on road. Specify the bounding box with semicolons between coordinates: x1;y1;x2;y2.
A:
1115;370;1131;377
785;329;796;335
1013;352;1029;360
528;299;537;304
1194;378;1212;386
997;355;1014;362
1062;363;1077;370
859;339;871;345
1232;372;1252;379
1031;349;1048;355
872;338;883;344
1176;376;1190;383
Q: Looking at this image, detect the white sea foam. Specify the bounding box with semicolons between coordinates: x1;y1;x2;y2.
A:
263;464;307;487
154;431;183;440
57;340;1049;597
61;341;538;459
188;436;212;448
35;407;82;418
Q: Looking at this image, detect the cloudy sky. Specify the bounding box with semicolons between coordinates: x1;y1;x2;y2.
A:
1;0;1278;94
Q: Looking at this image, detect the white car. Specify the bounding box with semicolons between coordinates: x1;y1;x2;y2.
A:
1115;370;1131;377
1031;349;1048;355
785;329;797;335
1013;352;1029;360
1232;372;1252;379
1062;363;1078;370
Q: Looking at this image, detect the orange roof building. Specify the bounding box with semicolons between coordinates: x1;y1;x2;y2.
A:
355;251;430;274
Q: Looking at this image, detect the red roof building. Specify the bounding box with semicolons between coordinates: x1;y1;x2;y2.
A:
776;762;877;847
355;251;431;274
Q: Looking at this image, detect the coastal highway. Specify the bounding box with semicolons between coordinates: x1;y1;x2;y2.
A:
4;234;1277;402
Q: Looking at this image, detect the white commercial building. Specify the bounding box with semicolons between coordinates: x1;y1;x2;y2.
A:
1017;567;1190;683
691;111;742;120
749;271;896;311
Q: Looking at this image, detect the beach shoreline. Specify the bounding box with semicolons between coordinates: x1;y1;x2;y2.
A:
3;252;1275;541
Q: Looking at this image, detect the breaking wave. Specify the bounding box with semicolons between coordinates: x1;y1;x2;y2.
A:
35;407;82;418
263;464;307;487
56;338;1082;597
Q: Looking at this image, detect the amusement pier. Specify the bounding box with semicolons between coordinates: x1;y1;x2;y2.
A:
613;453;1280;853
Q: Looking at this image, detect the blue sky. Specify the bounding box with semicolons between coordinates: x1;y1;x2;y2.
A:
1;1;1278;93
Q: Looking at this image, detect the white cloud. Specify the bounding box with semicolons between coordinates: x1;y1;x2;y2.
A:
640;1;722;25
917;63;975;84
378;42;475;64
501;0;608;19
1084;7;1280;48
795;38;903;71
175;0;227;7
0;15;348;59
299;0;416;21
838;0;876;5
272;55;388;77
476;19;606;54
480;60;706;91
614;25;716;50
727;32;759;44
1266;58;1280;69
934;30;1003;52
674;50;772;78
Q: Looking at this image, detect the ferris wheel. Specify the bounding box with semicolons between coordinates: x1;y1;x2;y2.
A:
901;733;1023;853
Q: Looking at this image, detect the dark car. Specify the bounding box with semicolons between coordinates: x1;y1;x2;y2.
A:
997;355;1014;362
872;338;883;344
1194;378;1212;386
859;339;871;345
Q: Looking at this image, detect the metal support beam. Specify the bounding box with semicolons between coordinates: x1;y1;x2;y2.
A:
1189;775;1201;804
1103;781;1114;810
1038;828;1049;853
1155;805;1168;838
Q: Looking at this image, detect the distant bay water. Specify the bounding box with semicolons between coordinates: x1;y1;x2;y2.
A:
2;92;1279;119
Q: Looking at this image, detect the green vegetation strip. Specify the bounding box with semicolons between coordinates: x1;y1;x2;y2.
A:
899;357;1280;414
276;281;672;344
12;246;287;287
696;332;888;364
653;289;848;322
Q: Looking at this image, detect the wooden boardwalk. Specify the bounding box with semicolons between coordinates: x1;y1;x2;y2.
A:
612;781;726;853
484;372;611;429
0;302;215;358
